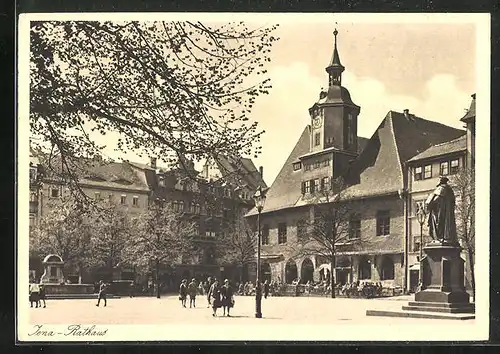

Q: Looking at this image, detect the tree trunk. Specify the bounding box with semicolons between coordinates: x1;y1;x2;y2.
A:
330;253;336;299
467;248;475;301
155;259;160;299
239;265;243;284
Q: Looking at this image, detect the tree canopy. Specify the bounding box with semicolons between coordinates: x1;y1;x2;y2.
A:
30;20;279;194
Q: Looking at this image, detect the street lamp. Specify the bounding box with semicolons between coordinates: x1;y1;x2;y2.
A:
416;202;427;289
253;185;267;319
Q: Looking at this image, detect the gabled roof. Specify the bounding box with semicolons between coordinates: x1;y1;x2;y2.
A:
247;110;464;215
460;93;476;122
212;155;268;191
408;134;466;162
36;153;150;192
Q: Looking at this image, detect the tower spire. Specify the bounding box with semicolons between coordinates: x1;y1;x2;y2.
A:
326;28;345;87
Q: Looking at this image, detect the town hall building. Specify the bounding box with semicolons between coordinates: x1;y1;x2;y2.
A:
246;29;465;291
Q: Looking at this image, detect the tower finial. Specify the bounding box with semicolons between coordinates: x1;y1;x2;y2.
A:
326;28;344;87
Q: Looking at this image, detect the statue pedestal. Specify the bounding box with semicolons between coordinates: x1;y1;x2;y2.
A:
404;242;474;314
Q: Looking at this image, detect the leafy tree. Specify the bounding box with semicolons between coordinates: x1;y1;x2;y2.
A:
87;200;132;280
126;204;197;298
452;167;475;299
29;197;93;282
30;20;279;200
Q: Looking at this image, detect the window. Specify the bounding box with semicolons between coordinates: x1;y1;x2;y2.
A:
313;179;320;192
94;192;101;200
347;113;354;146
413;241;421;253
262;225;269;245
120;195;127;205
321;177;329;190
376;210;390;236
296;220;306;241
172;201;178;212
349;216;361;239
302;180;310;194
179;201;184;212
314;133;321;146
29;167;37;184
424;164;432;179
326;137;334;146
278;223;287;244
440;161;449;176
314;161;320;169
108;194;114;201
414;166;423;181
450;159;460;174
322;159;330;167
293;162;302;171
196;203;201;214
304;164;311;171
50;188;60;198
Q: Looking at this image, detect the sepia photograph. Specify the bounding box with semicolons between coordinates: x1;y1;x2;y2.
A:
17;12;490;342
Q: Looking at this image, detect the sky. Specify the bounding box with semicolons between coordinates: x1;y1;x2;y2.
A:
64;17;477;187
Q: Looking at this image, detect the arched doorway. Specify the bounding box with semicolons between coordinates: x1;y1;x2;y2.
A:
317;264;331;283
285;259;298;284
380;256;395;280
261;262;271;283
358;256;372;280
335;256;351;285
300;258;314;283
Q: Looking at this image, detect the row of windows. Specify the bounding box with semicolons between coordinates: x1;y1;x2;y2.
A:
260;210;391;245
302;159;331;171
49;188;141;207
414;158;459;181
301;177;331;194
158;177;248;199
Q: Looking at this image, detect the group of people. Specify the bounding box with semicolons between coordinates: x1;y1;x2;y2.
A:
341;281;384;298
237;280;273;298
179;277;235;317
29;282;46;308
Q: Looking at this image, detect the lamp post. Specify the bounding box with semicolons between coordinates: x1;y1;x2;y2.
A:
416;202;427;288
253;186;267;318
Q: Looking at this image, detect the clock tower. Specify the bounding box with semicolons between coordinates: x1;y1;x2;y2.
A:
308;29;361;155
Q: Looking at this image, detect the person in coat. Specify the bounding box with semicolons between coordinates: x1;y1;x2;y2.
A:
96;280;107;307
29;283;40;308
205;277;214;308
179;279;188;308
38;284;46;308
221;279;234;317
263;280;270;299
188;278;198;308
208;279;222;317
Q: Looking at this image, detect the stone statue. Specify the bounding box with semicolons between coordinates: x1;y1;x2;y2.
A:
425;176;458;245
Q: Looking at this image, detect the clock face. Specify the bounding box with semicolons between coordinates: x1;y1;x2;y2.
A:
312;116;322;128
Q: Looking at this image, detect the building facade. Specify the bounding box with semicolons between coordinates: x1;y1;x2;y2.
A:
246;30;465;291
406;93;476;292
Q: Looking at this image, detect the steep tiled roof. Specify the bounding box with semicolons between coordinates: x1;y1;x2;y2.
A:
248;110;464;215
461;94;476;122
408;134;466;162
214;155;268;191
36;154;150;192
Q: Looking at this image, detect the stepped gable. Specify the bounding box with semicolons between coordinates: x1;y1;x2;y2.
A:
215;155;267;190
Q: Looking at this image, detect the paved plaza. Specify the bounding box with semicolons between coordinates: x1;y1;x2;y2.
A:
29;294;476;327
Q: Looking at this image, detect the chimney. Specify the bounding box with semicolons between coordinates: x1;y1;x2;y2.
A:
150;157;157;170
259;166;264;178
403;109;409;119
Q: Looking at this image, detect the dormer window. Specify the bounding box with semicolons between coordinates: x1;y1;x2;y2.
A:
293;162;302;171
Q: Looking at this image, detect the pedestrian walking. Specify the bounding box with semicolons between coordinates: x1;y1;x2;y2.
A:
188;278;198;308
38;284;46;308
129;281;135;298
179;279;188;308
221;279;234;317
205;277;214;308
208;279;222;317
263;280;270;299
96;280;107;307
29;283;40;308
